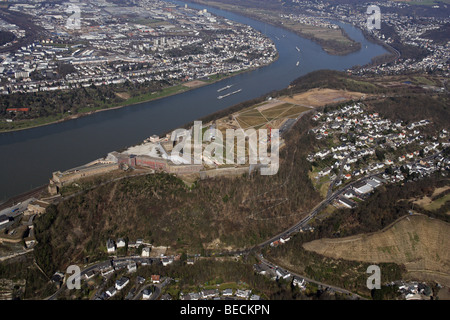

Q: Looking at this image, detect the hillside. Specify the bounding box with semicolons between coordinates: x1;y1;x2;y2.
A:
303;215;450;286
33;113;323;276
422;23;450;45
32;71;450;276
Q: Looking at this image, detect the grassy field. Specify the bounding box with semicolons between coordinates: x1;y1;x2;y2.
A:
303;215;450;286
422;193;450;212
233;100;311;129
413;186;450;212
283;20;356;46
261;103;309;119
281;88;367;106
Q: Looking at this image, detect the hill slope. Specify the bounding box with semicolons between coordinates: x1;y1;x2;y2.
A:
303;215;450;285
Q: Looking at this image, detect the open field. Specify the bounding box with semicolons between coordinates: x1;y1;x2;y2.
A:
260;103;310;119
216;88;364;131
283;20;358;50
303;215;450;286
281;88;367;107
413;186;450;212
417;193;450;212
234;102;311;129
182;80;207;88
423;194;450;212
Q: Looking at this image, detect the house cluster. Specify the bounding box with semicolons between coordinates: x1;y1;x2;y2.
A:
0;0;276;96
105;238;181;267
338;176;384;209
95;259;144;278
269;235;291;247
106;238;152;253
269;225;314;247
308;102;449;208
98;274;161;300
393;281;434;300
101;276;136;299
347;3;449;75
0;17;25;42
254;263;308;291
180;288;260;301
280;13;340;30
284;0;449;76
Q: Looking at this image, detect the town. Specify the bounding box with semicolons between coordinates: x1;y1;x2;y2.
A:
0;0;448;303
300;0;450;75
0;0;277;96
215;0;449;75
308;102;449;209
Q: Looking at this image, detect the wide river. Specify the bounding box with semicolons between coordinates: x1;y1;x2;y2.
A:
0;2;387;202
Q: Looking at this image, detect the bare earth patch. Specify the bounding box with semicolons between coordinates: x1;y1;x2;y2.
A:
182;80;206;88
115;92;131;100
281;88;367;107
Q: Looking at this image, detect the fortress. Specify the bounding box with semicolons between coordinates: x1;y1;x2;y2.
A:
48;139;204;196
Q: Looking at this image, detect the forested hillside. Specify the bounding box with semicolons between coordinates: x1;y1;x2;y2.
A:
33;112;322;276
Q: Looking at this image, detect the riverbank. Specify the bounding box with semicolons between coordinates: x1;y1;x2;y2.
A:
0;0;389;204
356;28;400;68
0;56;278;134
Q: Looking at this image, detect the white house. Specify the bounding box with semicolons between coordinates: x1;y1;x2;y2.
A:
141;247;151;257
117;238;126;248
275;268;291;279
106;239;116;253
115;277;129;291
318;167;331;177
127;262;137;273
222;289;233;296
142;289;152;300
293;277;306;289
236;289;251;299
106;287;117;298
162;256;174;266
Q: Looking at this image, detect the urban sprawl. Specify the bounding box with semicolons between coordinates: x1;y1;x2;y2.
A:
0;0;277;95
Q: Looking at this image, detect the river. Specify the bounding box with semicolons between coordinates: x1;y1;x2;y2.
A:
0;1;387;202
